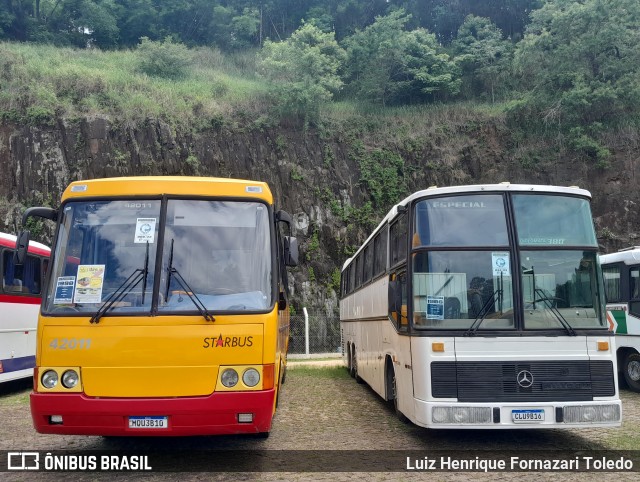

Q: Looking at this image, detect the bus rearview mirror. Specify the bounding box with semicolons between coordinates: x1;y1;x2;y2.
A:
284;236;298;267
13;230;30;266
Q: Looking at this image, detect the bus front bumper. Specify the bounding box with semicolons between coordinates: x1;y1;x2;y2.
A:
30;390;276;436
413;399;622;429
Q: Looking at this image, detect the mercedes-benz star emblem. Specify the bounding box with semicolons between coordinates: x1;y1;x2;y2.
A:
517;370;534;388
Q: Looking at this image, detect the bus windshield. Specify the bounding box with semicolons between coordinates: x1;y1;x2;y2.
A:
410;192;605;331
43;199;273;315
412;194;514;330
159;200;272;313
514;194;604;329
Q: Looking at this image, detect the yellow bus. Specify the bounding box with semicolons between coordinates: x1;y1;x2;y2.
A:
17;176;298;437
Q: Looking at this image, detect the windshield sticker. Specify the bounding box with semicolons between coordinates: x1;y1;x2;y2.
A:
53;276;76;304
426;296;445;320
492;252;510;276
74;265;105;304
134;218;156;243
431;201;486;209
519;237;566;245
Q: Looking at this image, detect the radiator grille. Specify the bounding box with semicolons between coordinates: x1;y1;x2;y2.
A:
431;360;614;402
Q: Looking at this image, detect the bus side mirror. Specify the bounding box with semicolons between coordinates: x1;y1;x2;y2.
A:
14;206;58;265
13;230;31;266
22;207;58;225
275;210;292;226
284;236;298;267
388;280;401;314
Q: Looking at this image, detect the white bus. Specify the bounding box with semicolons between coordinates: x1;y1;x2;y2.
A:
599;247;640;392
0;232;50;383
340;183;621;429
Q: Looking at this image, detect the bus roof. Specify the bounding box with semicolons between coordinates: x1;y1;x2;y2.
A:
600;247;640;265
61;177;273;204
342;183;592;271
0;232;50;257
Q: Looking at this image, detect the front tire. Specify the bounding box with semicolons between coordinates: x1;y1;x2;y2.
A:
280;359;287;385
391;368;409;423
347;344;355;378
353;348;363;384
623;352;640;392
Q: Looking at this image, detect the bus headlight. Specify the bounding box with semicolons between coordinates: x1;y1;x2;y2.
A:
432;406;492;424
61;370;79;389
563;404;621;423
221;368;239;388
242;368;260;387
41;370;58;389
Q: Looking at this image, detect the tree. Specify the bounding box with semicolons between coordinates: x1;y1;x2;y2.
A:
259;22;346;124
343;9;460;105
452;15;514;103
210;5;260;50
514;0;640;126
114;0;159;47
398;0;542;44
136;36;192;80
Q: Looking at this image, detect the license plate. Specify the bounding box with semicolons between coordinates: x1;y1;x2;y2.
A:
512;409;544;423
128;416;168;429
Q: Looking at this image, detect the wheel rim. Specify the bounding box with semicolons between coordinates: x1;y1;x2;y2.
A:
628;360;640;382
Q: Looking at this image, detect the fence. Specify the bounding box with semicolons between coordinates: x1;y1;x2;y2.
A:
288;308;342;358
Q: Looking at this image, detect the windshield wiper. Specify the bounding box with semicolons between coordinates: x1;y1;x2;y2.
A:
464;288;502;336
90;242;150;324
533;288;577;336
165;239;215;322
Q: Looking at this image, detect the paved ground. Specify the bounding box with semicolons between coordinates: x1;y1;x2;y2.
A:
1;364;638;481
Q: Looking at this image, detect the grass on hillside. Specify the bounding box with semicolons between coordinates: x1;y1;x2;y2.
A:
0;42;268;131
0;41;511;136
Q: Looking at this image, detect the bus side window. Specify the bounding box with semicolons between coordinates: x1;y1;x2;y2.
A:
602;265;621;303
2;251;41;294
389;271;408;331
630;267;640;318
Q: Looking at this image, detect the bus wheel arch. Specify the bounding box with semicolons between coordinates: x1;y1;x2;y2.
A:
385;356;408;423
621;349;640;392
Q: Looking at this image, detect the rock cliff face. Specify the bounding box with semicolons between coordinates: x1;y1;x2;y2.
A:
1;115;639;312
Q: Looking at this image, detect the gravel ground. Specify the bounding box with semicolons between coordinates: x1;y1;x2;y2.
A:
1;364;638;481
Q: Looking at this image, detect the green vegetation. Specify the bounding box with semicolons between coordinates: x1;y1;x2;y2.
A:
286;365;350;380
343;9;460;105
135;37;192;80
0;384;31;407
328;268;341;294
259;23;345;125
512;0;640;159
2;1;638;147
355;148;408;212
0;42;266;130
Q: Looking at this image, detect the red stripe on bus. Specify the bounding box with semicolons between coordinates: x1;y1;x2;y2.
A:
0;236;50;257
0;294;41;305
